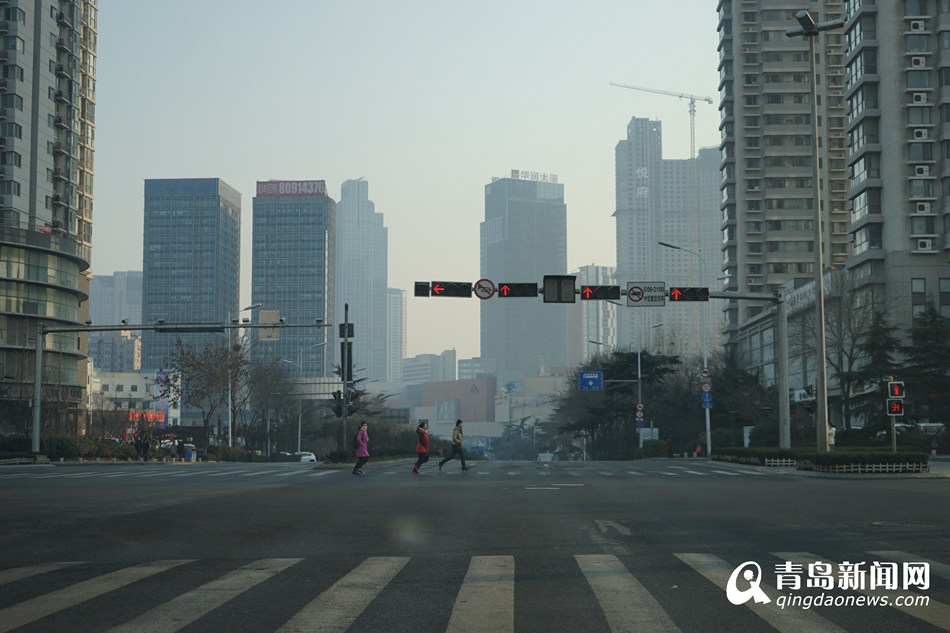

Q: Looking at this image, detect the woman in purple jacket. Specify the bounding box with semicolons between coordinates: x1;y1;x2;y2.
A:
353;422;369;475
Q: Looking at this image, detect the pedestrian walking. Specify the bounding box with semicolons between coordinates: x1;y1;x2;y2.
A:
353;422;369;475
412;420;429;474
439;419;471;472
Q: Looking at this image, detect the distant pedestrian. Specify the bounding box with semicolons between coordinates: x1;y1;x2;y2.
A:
694;443;702;458
412;421;430;474
439;419;471;472
827;423;836;451
353;422;370;475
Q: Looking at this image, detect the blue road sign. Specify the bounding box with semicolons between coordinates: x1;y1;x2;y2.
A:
701;392;713;409
579;371;604;391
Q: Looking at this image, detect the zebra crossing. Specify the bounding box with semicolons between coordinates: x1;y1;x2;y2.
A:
0;462;791;483
0;549;946;633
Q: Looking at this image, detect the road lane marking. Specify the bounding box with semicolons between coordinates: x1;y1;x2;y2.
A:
107;558;302;633
626;471;644;475
274;469;313;477
276;557;408;633
867;550;950;580
307;470;339;478
598;471;615;476
207;470;252;477
0;562;83;587
675;553;847;633
447;556;514;633
576;554;681;633
710;470;741;476
594;520;631;536
658;472;680;476
775;551;950;631
524;487;559;490
0;560;192;633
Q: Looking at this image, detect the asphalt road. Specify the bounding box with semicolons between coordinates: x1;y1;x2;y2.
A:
1;458;948;633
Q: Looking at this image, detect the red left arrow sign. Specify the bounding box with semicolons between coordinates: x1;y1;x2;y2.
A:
432;284;445;295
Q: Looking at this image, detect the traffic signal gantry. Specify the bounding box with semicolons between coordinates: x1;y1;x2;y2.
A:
413;277;708;304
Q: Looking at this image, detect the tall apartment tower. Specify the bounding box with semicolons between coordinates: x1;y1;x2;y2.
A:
575;265;617;360
844;2;950;326
387;288;406;382
0;2;98;428
614;119;721;359
335;179;387;382
141;179;241;374
480;171;568;385
716;2;849;346
251;179;334;377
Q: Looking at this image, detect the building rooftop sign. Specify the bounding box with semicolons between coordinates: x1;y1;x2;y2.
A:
256;180;326;197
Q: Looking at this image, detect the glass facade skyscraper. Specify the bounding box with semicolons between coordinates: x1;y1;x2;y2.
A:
480;172;568;385
140;178;241;374
251;180;334;377
335;179;387;382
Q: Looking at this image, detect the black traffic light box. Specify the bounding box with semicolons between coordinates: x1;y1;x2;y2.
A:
669;287;710;302
430;281;472;297
886;398;905;416
414;282;430;297
580;285;621;301
498;282;538;298
543;275;576;303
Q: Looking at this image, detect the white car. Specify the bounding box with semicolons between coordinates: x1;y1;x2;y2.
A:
295;451;317;463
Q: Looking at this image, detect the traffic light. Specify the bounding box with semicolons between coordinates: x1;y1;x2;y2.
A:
332;390;343;417
543;275;576;303
497;282;539;298
580;285;621;301
669;287;710;301
414;282;430;297
887;381;906;398
430;281;472;297
886;398;905;416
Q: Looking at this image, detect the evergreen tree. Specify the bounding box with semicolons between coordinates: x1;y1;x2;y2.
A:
851;310;903;434
903;303;950;422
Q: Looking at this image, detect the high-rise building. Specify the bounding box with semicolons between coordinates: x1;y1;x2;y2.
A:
335;179;387;382
387;288;406;382
614;119;721;359
0;2;98;431
88;271;142;373
843;2;950;327
90;271;142;325
716;1;850;348
575;265;617;360
251;179;334;378
141;178;241;375
480;171;568;385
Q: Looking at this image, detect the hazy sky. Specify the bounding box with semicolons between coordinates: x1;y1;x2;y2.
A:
93;1;722;361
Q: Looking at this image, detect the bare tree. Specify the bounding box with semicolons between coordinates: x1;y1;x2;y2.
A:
158;340;230;441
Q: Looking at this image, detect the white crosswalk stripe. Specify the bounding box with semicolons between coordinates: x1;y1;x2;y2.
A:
577;554;681;633
675;553;849;633
276;556;409;633
0;560;192;633
447;556;515;633
107;558;302;633
0;549;947;633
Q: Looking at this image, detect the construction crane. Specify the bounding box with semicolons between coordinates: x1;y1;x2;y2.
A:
610;82;714;159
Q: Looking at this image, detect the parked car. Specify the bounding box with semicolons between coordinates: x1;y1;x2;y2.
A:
295;451;317;463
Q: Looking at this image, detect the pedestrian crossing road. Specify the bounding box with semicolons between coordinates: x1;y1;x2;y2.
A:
0;548;947;633
0;460;795;485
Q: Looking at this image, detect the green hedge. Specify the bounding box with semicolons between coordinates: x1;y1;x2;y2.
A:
641;439;668;458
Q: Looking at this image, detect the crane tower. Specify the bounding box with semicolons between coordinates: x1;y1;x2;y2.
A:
610;82;713;159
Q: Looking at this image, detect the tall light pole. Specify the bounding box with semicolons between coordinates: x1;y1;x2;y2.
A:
658;240;710;457
227;303;261;447
281;341;327;453
787;10;845;453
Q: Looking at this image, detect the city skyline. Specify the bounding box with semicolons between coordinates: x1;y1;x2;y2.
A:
90;1;723;361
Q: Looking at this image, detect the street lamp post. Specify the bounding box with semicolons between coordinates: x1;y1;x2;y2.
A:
280;340;328;454
658;240;710;457
787;10;845;453
227;303;261;448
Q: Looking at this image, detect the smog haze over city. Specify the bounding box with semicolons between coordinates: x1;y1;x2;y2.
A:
93;0;721;359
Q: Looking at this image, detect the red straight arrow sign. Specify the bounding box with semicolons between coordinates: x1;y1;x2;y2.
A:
500;284;511;296
670;288;683;300
582;287;594;299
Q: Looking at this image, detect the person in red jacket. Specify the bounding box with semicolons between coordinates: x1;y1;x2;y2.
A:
412;420;430;474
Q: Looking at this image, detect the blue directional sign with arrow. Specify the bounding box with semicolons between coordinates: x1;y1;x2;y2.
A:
701;392;713;409
579;371;604;391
